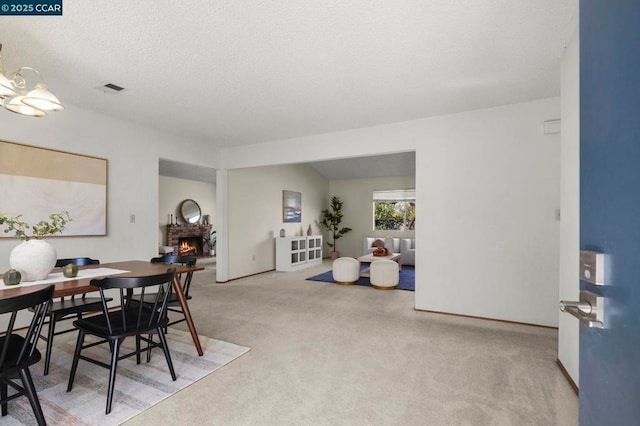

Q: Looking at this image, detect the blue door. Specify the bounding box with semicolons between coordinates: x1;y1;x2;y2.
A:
580;2;640;425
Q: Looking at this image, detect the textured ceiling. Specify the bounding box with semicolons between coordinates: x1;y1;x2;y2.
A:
159;152;416;183
159;159;217;184
309;152;415;181
0;1;578;148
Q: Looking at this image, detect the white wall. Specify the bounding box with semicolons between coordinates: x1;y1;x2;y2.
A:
1;97;562;327
225;163;328;280
558;29;580;386
0;104;219;270
221;98;561;325
158;175;216;245
329;175;415;258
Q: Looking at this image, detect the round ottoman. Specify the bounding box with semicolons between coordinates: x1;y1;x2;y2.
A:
332;257;360;285
370;260;399;290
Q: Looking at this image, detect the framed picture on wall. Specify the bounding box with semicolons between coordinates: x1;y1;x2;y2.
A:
283;190;302;223
0;140;108;237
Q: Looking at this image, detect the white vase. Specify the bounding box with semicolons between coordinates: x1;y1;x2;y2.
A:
9;239;57;281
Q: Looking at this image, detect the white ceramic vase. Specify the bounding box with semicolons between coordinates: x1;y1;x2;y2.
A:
9;239;57;281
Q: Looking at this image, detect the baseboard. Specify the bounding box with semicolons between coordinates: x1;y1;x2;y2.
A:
556;358;579;396
216;269;275;283
413;308;558;330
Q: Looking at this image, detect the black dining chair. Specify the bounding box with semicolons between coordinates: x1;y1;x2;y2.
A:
129;255;196;327
149;255;196;327
67;271;177;414
1;285;54;426
127;255;197;361
37;257;108;376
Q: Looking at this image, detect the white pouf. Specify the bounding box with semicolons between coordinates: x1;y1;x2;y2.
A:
332;257;360;285
370;259;399;290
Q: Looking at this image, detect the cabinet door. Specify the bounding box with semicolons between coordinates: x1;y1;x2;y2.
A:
307;236;322;261
291;237;306;265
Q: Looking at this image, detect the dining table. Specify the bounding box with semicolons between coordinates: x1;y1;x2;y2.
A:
0;260;206;356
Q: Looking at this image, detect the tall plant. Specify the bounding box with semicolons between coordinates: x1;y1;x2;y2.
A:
319;196;352;253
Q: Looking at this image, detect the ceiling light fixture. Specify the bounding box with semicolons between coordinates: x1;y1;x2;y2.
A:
0;43;63;117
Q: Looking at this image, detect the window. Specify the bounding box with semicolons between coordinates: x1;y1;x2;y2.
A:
373;189;415;231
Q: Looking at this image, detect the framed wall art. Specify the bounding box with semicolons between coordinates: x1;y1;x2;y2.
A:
0;140;108;237
282;190;301;223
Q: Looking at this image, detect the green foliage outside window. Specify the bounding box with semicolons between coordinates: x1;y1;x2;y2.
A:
374;201;415;231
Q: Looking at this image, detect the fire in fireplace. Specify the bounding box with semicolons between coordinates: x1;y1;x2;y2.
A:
178;237;202;256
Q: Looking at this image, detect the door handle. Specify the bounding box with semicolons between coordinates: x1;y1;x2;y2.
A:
559;300;593;315
560;290;605;329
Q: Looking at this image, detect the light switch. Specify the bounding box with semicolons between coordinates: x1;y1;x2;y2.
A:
130;214;136;223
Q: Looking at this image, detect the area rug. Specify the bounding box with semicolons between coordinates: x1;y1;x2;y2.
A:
6;329;250;426
306;265;415;291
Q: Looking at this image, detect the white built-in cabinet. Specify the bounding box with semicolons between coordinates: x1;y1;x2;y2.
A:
275;235;323;271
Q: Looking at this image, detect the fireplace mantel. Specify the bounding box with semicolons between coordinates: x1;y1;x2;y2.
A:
166;224;212;256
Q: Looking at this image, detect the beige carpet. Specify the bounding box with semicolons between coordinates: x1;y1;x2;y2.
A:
124;261;578;426
5;329;249;425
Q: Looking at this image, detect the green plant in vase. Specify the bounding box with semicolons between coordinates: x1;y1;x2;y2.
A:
1;211;72;282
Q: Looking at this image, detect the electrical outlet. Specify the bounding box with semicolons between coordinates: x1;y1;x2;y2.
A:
252;255;256;261
130;213;136;223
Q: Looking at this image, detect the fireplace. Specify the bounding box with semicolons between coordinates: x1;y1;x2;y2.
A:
178;237;203;256
166;224;212;257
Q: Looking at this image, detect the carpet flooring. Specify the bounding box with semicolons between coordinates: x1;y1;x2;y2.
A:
123;264;578;425
306;265;415;291
5;329;250;426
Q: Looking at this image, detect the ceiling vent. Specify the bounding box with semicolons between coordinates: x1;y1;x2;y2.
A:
101;83;125;93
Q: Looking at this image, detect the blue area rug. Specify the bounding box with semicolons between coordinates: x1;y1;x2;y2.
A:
306;265;415;291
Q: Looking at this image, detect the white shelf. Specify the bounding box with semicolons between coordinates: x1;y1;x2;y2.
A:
275;235;323;271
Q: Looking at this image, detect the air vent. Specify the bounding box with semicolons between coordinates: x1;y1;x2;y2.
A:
103;83;125;92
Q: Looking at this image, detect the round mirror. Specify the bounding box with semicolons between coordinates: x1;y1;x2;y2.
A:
180;199;201;224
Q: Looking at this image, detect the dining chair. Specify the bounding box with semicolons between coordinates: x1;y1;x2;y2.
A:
126;255;196;362
129;255;197;329
66;271;177;414
38;257;108;376
1;285;54;426
151;255;197;326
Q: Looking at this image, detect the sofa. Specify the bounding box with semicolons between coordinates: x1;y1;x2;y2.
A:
363;237;415;266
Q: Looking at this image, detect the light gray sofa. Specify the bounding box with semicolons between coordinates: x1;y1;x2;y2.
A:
363;237;415;266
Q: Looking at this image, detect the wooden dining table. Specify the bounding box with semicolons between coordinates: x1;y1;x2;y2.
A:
0;260;206;356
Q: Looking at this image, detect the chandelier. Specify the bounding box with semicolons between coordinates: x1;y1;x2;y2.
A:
0;43;63;117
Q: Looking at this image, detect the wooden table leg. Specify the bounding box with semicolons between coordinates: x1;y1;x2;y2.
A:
172;275;203;356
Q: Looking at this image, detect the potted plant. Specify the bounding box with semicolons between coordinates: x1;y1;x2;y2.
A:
203;230;216;256
0;211;72;281
319;196;352;259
